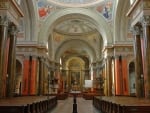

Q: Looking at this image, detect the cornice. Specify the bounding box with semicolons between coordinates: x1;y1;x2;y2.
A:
10;0;24;17
126;0;140;17
53;29;98;36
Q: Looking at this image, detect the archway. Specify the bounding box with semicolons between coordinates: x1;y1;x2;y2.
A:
38;8;113;55
66;57;85;92
55;39;96;62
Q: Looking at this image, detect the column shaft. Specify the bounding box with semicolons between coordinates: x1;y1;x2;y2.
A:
142;16;150;98
0;16;8;98
7;25;17;97
104;57;112;96
38;57;44;95
107;57;112;96
133;26;144;98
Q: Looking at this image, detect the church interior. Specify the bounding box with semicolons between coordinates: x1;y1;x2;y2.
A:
0;0;150;113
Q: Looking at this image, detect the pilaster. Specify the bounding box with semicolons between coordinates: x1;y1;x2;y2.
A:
7;25;17;97
0;15;8;98
133;25;144;98
141;15;150;98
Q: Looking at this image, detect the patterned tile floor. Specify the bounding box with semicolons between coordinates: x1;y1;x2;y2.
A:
47;97;101;113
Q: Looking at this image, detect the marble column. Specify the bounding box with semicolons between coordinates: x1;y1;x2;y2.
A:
104;60;107;96
28;55;32;95
133;25;144;98
0;16;8;98
7;25;17;97
106;56;112;96
142;16;150;98
38;57;44;95
114;56;123;95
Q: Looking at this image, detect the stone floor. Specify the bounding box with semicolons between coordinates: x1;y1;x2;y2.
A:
47;97;101;113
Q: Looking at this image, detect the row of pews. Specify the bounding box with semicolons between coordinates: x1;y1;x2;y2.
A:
93;96;150;113
0;96;57;113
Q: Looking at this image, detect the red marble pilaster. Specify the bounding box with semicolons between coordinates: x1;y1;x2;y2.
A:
122;58;129;95
114;56;123;95
22;57;29;95
30;57;37;95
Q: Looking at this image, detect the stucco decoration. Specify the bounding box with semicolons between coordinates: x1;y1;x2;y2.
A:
37;0;57;20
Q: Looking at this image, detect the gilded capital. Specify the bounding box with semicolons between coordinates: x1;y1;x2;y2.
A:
0;15;8;26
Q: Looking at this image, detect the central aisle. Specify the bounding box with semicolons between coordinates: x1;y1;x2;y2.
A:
47;97;101;113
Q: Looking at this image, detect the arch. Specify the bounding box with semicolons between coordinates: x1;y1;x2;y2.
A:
66;57;85;91
20;0;39;41
38;8;113;46
54;39;96;62
66;57;85;69
113;0;132;43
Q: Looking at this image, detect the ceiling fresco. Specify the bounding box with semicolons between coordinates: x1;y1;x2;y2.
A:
36;0;113;21
37;0;57;20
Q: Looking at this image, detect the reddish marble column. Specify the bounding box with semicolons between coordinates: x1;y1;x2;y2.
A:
121;57;129;95
133;25;144;98
114;56;123;95
142;16;150;98
30;56;37;95
0;16;8;98
22;56;30;95
7;25;17;97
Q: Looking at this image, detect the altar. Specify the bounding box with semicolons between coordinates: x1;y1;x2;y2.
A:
70;90;82;97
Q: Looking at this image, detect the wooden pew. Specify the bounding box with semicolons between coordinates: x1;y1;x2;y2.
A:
93;96;150;113
0;96;57;113
0;106;25;113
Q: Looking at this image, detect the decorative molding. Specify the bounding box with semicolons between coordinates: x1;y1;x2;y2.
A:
0;15;8;26
126;0;140;17
8;25;18;35
143;0;150;8
132;25;142;35
0;0;23;26
10;0;24;17
0;1;9;9
141;15;150;26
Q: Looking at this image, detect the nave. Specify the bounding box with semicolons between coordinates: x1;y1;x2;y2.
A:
47;97;101;113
